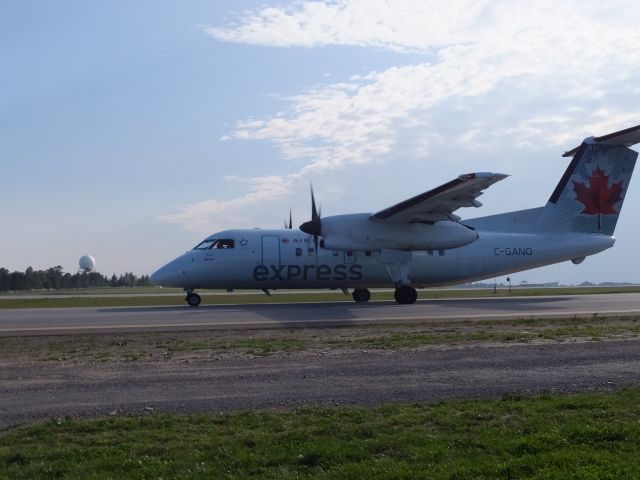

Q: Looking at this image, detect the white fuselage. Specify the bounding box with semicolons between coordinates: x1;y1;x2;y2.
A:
150;227;614;290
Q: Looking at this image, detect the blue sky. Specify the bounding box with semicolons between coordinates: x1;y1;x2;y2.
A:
2;0;639;284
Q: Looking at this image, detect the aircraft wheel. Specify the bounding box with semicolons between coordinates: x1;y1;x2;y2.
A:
186;293;202;307
352;288;371;303
394;285;417;304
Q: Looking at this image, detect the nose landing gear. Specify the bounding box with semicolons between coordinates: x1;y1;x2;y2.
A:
185;289;201;307
352;288;371;302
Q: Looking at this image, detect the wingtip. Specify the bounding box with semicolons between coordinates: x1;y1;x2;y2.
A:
459;172;509;181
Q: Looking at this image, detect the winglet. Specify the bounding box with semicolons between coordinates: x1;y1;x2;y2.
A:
563;124;640;157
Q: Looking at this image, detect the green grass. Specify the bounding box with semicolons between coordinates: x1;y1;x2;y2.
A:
2;388;640;479
154;336;309;357
0;287;185;296
3;315;640;364
326;315;640;350
0;285;639;309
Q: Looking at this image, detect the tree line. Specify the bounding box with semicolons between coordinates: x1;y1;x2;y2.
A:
0;266;151;292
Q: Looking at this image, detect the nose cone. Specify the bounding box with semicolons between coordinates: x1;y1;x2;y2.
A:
150;265;173;287
150;256;188;287
149;269;162;286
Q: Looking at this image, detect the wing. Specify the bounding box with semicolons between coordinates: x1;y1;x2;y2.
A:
371;172;508;223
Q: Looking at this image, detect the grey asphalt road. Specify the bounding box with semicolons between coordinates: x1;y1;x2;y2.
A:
2;340;640;429
1;293;640;336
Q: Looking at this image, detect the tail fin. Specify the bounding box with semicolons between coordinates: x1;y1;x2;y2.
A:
539;124;639;235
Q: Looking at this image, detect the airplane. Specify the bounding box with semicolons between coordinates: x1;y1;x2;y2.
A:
151;124;639;306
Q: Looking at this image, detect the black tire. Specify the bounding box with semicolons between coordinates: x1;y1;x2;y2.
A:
394;286;417;304
352;288;371;303
187;293;202;307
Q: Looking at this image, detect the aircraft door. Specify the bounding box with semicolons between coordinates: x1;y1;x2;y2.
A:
261;235;281;266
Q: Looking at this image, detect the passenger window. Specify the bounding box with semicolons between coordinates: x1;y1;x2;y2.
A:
295;248;302;257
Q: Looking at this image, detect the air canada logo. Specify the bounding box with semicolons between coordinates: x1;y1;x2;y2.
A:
573;167;623;215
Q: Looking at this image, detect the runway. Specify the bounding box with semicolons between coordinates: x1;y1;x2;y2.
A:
1;293;640;336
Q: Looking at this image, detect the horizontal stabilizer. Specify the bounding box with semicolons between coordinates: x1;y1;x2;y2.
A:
563;124;640;157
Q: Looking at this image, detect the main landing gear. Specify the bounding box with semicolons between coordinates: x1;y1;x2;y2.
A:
382;259;417;304
185;289;201;307
350;286;417;304
352;288;371;302
394;285;418;304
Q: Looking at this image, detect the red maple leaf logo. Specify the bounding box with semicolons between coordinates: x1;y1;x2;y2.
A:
573;167;623;215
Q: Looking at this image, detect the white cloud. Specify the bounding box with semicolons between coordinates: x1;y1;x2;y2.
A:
203;0;640;55
498;110;640;151
163;1;640;233
160;175;293;233
203;0;486;52
218;0;639;166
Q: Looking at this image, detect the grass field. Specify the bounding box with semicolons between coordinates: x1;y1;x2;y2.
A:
3;314;639;364
0;285;639;309
1;388;639;479
0;287;185;296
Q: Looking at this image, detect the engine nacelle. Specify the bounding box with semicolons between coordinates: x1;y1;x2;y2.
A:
318;213;478;251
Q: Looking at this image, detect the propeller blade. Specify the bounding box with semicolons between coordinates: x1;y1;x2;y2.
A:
311;184;318;221
300;184;322;235
288;208;293;229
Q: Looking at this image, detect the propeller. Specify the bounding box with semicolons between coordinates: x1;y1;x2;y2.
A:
300;184;322;252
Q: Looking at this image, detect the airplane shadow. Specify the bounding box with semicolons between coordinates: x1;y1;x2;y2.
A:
422;295;571;311
95;295;575;328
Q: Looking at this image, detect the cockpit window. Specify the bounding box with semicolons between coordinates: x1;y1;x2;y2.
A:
194;239;216;250
193;238;235;250
212;239;234;249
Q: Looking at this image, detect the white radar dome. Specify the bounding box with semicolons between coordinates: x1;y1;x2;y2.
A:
79;255;96;272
